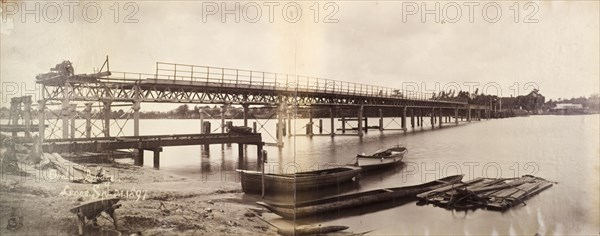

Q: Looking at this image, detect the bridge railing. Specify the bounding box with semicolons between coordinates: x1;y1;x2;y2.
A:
104;63;466;103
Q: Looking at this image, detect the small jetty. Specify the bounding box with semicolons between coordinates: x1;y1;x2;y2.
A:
416;175;555;211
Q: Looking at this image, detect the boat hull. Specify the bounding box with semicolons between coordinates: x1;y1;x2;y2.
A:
257;175;464;219
356;151;405;170
239;167;362;194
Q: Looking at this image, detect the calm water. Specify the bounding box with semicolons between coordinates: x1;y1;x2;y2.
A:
47;115;600;234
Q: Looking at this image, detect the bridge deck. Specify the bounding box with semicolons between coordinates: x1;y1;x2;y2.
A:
37;133;262;153
47;62;470;108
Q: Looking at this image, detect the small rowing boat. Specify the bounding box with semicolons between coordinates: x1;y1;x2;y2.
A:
355;146;407;170
257;175;464;219
238;166;362;194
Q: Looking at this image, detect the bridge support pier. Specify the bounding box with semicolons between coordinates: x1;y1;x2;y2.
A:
69;104;76;139
242;104;249;127
364;114;368;134
416;109;420;127
277;104;284;147
410;108;415;129
221;106;226;133
200;108;205;133
21;97;32;138
238;143;244;159
319;119;323;134
455;108;459;125
379;109;384;131
439;108;443;128
341;117;346;134
61;84;71;139
136;149;144;166
133;101;140;136
256;143;264;163
103;101;112;137
287;109;292;137
401;107;407;132
420;110;424;128
307;108;314;136
84;103;92;138
357;106;364;137
153;148;163;169
38;97;46;144
330;108;335;137
468;108;472;122
431;108;435;129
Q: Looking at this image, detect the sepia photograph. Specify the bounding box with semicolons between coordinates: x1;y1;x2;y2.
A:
0;1;599;235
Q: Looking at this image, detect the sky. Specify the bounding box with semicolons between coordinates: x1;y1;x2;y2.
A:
1;1;598;110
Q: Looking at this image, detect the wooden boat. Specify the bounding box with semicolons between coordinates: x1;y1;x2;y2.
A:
355;146;407;170
256;175;464;219
238;166;362;194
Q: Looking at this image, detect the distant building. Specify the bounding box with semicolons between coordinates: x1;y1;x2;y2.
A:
551;103;585;115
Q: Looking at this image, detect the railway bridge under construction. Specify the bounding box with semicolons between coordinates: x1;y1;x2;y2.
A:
5;59;490;168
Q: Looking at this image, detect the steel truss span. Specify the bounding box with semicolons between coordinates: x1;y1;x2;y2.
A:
36;61;490;141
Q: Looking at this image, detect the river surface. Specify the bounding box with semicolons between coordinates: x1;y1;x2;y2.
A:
56;115;600;234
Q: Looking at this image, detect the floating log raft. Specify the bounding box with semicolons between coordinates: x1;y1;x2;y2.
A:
417;175;555;211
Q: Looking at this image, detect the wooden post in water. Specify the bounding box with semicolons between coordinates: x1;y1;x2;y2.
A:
261;149;267;198
202;121;211;150
341;117;346;134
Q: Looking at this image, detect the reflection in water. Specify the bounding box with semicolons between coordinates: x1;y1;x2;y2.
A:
133;115;597;234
